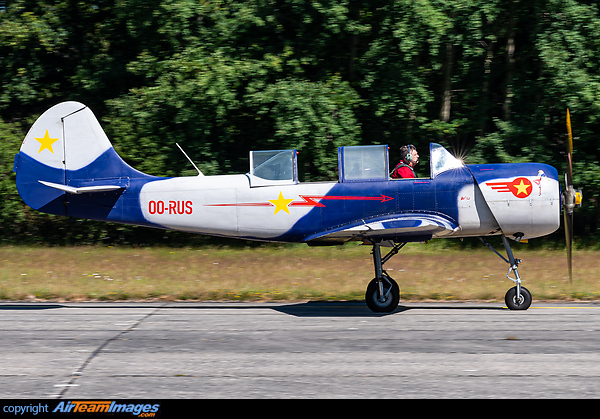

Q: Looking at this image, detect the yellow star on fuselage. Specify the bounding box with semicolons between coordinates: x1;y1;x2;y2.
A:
269;191;294;215
514;179;531;196
34;130;59;154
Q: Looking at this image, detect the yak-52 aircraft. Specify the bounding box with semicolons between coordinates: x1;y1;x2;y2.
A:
14;101;582;312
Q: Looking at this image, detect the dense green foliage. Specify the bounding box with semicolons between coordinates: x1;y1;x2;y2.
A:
1;0;600;245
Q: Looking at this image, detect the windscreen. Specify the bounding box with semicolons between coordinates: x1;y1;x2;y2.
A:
430;143;464;178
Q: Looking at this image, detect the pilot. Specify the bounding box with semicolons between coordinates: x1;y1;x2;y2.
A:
391;144;419;179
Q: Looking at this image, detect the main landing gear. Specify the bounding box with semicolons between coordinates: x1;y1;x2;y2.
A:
363;235;532;313
364;242;405;313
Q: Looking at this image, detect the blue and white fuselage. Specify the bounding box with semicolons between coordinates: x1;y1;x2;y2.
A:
14;101;561;245
15;101;567;312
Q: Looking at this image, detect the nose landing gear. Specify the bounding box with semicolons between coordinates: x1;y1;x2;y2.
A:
479;235;532;310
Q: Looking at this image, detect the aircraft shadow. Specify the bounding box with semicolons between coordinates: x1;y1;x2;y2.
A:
0;301;507;317
270;301;403;317
270;301;507;317
0;303;64;310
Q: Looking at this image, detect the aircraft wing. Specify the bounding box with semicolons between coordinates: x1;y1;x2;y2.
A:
304;213;459;244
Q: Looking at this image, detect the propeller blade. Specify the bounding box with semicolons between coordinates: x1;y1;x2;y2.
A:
564;207;573;285
566;109;573;154
566;109;574;188
563;108;578;285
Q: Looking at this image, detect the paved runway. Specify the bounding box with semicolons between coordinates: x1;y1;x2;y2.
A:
2;301;600;398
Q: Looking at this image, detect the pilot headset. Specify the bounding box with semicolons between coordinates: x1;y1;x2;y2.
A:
403;144;415;163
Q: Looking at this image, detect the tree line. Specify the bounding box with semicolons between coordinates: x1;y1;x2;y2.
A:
1;0;600;246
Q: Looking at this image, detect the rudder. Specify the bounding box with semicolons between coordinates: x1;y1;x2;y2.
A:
14;101;152;219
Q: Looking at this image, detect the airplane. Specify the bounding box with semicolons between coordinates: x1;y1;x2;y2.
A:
13;101;582;312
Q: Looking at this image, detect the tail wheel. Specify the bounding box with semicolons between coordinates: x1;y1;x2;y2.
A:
505;286;532;310
365;277;399;313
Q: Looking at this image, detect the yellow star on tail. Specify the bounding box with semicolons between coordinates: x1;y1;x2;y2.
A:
34;130;59;154
269;191;294;215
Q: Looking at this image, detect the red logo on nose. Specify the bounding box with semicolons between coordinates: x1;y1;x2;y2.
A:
486;177;532;198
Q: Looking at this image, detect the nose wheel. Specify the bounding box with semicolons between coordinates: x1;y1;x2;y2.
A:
505;286;532;310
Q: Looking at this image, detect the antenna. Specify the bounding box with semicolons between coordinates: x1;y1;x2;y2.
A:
176;143;204;176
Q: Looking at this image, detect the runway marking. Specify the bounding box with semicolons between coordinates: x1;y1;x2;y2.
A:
530;306;600;310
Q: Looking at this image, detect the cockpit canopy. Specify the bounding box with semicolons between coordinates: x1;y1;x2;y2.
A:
247;143;463;186
248;149;298;187
429;143;465;178
337;143;465;182
338;144;389;182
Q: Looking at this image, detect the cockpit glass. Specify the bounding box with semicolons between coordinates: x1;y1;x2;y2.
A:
430;143;465;178
251;150;296;181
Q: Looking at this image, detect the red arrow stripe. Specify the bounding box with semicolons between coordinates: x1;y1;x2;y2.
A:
321;194;394;202
205;194;394;208
205;202;273;207
486;182;512;192
290;195;393;206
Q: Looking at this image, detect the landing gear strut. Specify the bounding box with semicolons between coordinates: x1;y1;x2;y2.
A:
479;235;532;310
364;236;532;313
364;242;405;313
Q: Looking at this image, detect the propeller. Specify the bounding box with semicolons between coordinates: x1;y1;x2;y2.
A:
562;109;582;284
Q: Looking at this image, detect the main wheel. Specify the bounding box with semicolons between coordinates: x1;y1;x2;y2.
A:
365;277;399;313
505;286;532;310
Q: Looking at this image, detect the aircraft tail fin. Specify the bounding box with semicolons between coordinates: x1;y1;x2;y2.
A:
14;101;152;219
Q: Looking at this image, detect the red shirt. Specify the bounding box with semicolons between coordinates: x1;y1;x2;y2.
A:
391;164;415;179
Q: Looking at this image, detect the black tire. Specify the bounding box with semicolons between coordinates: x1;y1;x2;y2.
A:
365;277;399;313
505;286;532;310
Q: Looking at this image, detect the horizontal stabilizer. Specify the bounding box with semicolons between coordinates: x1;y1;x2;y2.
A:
39;181;125;194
